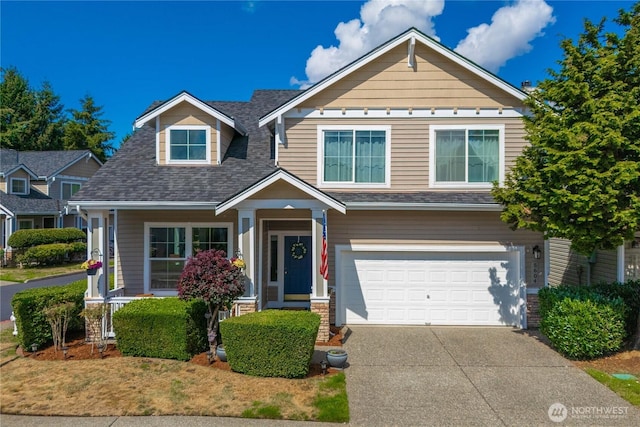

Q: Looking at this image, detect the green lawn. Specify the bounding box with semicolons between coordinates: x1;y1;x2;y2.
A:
0;260;114;283
585;368;640;406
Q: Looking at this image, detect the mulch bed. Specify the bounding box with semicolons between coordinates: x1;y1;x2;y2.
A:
17;326;344;378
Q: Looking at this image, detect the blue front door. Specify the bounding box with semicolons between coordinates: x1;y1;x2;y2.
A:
284;235;312;300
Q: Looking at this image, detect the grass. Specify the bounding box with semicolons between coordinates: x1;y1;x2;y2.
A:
585;368;640;406
0;329;349;421
0;328;19;365
0;262;86;282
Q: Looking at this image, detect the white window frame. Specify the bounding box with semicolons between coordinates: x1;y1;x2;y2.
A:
18;219;34;230
10;177;28;195
429;124;505;189
143;222;233;296
317;125;391;188
166;125;211;165
61;181;82;199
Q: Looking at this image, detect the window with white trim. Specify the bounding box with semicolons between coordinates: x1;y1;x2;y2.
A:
18;219;34;230
61;182;81;199
320;126;390;186
146;223;232;294
429;125;504;188
166;125;211;163
10;178;28;195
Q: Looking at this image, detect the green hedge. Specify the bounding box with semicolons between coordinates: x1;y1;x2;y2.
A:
113;298;207;361
540;297;626;359
220;310;320;378
11;280;86;349
8;227;86;249
17;242;87;265
591;280;640;338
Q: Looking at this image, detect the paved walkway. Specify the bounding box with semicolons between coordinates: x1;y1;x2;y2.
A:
2;326;639;426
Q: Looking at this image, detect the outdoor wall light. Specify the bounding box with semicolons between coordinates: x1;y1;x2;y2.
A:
632;239;639;249
532;245;542;260
321;359;328;375
62;346;69;360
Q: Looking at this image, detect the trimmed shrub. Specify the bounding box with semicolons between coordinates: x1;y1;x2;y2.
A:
112;298;207;361
11;280;86;349
591;280;640;338
540;297;627;359
220;310;320;378
17;242;87;265
8;228;86;249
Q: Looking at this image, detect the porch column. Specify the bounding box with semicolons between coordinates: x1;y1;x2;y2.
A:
236;209;257;313
86;211;110;300
311;209;330;341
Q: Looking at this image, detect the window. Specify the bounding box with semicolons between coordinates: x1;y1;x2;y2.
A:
18;219;34;230
10;178;28;195
62;182;81;199
43;217;55;228
430;125;504;187
167;126;210;163
320;126;390;186
146;223;232;294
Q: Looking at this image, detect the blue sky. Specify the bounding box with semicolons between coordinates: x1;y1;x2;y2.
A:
1;1;633;149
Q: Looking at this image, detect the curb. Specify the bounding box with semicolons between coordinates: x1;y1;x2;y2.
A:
23;271;85;283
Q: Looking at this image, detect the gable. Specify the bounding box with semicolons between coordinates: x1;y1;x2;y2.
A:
58;155;101;178
247;179;314;200
300;42;524;110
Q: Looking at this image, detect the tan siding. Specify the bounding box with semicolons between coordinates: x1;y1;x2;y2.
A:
32;180;49;196
280;117;525;189
300;44;523;109
327;210;542;288
61;157;101;178
157;103;219;165
592;249;618;283
118;210;237;296
219;122;235;162
548;238;588;286
9;170;29;179
249;180;313;200
0;177;5;193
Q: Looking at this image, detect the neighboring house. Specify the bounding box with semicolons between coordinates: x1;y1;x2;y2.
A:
73;28;545;341
547;234;640;287
0;149;102;257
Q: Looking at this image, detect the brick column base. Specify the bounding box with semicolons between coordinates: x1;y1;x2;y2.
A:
235;300;257;316
527;293;541;328
310;300;330;342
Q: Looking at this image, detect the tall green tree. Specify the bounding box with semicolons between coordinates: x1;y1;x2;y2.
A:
0;67;65;150
63;95;115;162
492;3;640;256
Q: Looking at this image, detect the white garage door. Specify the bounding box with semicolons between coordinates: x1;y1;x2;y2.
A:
338;249;523;327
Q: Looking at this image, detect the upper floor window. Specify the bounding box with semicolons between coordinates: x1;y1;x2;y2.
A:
10;178;28;195
62;182;81;199
167;125;211;164
429;125;504;188
319;126;390;187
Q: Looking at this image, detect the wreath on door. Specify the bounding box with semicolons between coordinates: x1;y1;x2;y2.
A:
290;241;307;260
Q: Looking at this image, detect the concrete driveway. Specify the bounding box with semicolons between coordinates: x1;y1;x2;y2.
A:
343;326;640;426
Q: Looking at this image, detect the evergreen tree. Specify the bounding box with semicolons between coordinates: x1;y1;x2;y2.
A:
63;95;115;162
492;3;640;256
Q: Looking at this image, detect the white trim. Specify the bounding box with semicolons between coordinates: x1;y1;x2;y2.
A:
74;201;217;210
284;107;524;120
617;245;625;282
334;243;525;327
234;199;334;211
17;218;34;230
135;92;237;130
113;209;119;291
317;125;391;189
215;169;346;215
143;222;234;296
9;177;28;195
429;124;505;189
165;125;212;165
47;151;102;177
267;230;312;305
1;165;38;179
55;175;89;181
155;116;160;165
259;28;526;127
215;119;221;165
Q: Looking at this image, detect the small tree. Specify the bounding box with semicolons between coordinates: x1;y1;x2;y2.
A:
43;301;75;352
177;250;245;353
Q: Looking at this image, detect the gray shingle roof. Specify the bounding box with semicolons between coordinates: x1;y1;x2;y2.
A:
72;89;499;207
0;190;62;215
0;149;93;177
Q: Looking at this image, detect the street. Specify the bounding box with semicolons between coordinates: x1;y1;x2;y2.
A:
0;272;86;321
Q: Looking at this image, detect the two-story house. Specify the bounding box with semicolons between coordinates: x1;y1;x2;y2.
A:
73;28;546;341
0;148;103;258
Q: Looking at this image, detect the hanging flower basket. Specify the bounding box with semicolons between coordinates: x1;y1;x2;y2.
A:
86;268;97;276
81;259;102;275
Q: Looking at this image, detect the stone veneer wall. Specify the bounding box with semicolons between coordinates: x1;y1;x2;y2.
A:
311;302;330;342
235;301;257;316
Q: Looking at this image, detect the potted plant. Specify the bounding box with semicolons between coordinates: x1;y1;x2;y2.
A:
216;344;227;362
326;349;348;369
81;259;103;276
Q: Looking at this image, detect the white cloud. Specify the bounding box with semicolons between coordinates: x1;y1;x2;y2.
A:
454;0;555;73
292;0;445;87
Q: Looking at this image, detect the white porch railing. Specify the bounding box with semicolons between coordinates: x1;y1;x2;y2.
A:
104;296;152;338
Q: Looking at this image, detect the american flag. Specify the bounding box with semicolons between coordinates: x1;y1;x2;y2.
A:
320;211;328;280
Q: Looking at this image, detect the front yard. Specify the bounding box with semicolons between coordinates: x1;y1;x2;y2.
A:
0;328;348;421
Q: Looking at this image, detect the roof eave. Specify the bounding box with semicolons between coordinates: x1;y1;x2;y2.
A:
345;202;502;211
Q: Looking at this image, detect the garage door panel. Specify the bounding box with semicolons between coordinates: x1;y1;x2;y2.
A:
340;250;522;326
